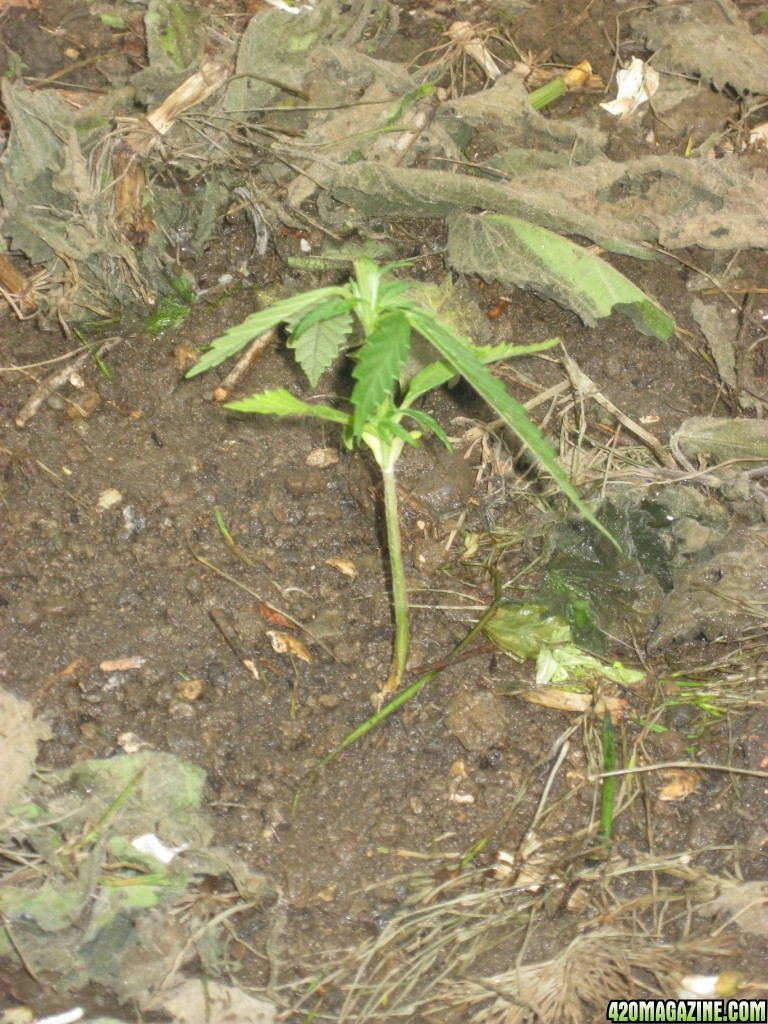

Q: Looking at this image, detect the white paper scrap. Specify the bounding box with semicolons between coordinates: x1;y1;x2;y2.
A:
263;0;315;12
132;832;188;864
600;57;659;117
32;1010;84;1024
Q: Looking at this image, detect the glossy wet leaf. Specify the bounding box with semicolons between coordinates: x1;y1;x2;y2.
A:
483;601;571;660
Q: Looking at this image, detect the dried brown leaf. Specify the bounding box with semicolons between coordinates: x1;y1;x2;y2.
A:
267;630;313;663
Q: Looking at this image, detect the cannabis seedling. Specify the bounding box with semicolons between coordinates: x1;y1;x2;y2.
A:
188;258;611;691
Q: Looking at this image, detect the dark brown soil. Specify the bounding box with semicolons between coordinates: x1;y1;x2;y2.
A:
1;1;767;1021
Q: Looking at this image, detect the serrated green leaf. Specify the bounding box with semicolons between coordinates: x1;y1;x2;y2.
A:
186;286;347;378
448;213;674;341
225;388;351;427
404;337;560;405
287;307;354;385
288;298;355;337
405;307;618;548
350;311;412;440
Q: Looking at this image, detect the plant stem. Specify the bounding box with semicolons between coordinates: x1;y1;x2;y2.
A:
380;455;409;692
529;76;565;110
310;566;504;776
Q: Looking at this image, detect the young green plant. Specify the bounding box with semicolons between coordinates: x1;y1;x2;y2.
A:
187;258;613;691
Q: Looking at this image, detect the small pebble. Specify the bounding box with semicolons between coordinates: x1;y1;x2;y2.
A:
14;598;41;629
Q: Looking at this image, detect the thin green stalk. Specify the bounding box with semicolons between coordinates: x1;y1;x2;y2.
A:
600;713;617;840
74;327;112;379
84;765;147;846
292;569;504;812
321;568;502;767
380;455;408;692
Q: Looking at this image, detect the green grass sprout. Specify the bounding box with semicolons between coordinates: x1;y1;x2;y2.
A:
74;327;112;379
600;713;617;841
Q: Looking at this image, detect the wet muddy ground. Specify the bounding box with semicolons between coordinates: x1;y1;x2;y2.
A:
1;0;768;1021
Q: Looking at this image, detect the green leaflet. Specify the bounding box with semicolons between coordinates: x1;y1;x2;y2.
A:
287;305;354;386
403;408;449;449
405;306;618;548
186;286;345;377
225;388;350;427
350;310;411;440
349;257;412;332
404;337;560;405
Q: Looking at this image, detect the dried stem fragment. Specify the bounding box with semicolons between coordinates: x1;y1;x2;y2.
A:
212;328;278;402
15;335;124;428
111;60;231;247
0;253;40;317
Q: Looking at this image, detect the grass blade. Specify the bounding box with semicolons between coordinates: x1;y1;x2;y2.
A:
600;713;617;840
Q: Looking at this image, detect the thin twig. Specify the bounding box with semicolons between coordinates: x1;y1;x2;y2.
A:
212;328;277;402
188;545;335;658
592;761;768;782
14;336;125;428
146;900;257;1008
561;352;677;469
0;347;88;373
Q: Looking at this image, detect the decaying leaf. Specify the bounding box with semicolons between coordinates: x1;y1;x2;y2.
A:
267;630;313;662
697;881;768;938
257;604;298;630
690;300;738;394
155;979;275;1024
519;689;627;723
0;686;52;817
630;1;768;96
448;212;673;339
113;61;231;246
325;558;358;578
671;416;768;465
657;769;700;802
